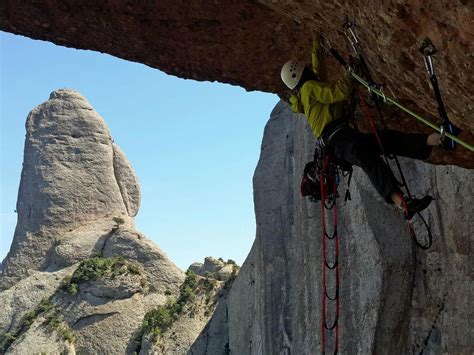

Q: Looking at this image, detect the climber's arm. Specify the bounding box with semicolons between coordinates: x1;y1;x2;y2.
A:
289;94;303;113
311;38;321;76
306;73;353;104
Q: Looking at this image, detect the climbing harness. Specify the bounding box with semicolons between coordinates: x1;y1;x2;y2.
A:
319;151;340;355
301;141;352;204
419;37;461;150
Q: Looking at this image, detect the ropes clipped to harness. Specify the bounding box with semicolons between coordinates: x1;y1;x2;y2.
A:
300;145;348;354
300;143;352;204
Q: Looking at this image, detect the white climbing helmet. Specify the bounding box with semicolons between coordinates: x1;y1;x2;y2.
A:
281;59;305;89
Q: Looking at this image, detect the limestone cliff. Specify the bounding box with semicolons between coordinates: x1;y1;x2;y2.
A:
192;101;473;354
1;0;473;167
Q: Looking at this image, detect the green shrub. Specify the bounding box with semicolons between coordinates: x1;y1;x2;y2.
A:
68;283;78;296
64;256;142;295
46;314;62;329
61;328;74;343
203;271;216;279
127;263;141;275
45;313;74;343
71;256;141;284
0;298;60;352
3;333;15;342
22;310;36;327
71;257;114;283
164;289;172;296
202;276;217;292
141;269;200;342
37;298;54;313
113;217;125;227
181;270;197;292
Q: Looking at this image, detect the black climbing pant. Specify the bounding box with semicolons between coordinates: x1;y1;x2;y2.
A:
328;127;432;202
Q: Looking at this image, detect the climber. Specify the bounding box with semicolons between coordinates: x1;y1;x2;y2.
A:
280;36;442;220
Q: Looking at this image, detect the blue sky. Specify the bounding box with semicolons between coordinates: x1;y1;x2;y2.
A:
0;32;279;270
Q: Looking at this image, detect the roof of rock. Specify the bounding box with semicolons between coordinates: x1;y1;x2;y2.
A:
1;1;473;167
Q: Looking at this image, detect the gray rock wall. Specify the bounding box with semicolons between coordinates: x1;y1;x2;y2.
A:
0;90;185;354
0;89;141;289
202;101;473;354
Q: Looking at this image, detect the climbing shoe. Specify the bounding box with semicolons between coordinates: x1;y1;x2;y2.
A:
404;196;433;220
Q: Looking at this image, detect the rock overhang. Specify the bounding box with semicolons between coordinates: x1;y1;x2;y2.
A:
1;0;473;167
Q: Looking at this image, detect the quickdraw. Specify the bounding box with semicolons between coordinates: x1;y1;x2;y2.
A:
419;37;461;150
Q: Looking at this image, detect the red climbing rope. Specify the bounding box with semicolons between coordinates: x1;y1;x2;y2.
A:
357;89;432;248
357;89;391;167
320;154;340;355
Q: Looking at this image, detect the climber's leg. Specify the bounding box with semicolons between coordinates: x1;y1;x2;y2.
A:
330;128;433;217
330;128;399;203
365;130;434;160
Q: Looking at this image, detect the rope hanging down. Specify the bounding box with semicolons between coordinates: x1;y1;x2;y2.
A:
357;89;433;249
320;154;340;355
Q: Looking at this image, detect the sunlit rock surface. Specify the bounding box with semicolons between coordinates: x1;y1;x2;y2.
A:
193;101;473;354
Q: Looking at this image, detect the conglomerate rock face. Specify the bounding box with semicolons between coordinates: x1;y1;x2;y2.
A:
0;90;186;354
192;101;473;354
0;89;140;289
1;1;473;352
1;0;473;167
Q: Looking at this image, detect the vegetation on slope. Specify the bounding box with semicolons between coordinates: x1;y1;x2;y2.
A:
64;255;143;295
0;298;74;352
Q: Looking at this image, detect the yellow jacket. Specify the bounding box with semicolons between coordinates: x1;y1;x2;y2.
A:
289;40;353;138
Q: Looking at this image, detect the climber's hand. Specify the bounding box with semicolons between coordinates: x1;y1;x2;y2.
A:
319;34;331;55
